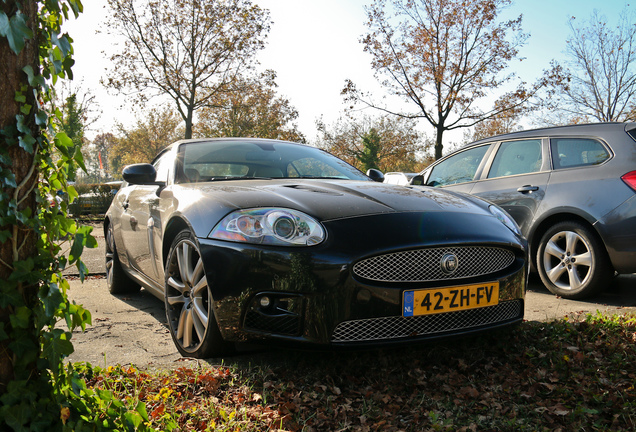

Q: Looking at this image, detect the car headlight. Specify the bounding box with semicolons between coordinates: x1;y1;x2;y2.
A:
209;208;325;246
489;205;521;236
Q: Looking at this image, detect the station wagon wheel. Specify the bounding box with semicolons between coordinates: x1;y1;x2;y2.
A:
164;230;233;358
536;221;612;299
105;223;140;294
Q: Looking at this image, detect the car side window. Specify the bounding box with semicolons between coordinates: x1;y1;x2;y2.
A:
551;138;610;169
487;139;542;179
426;145;489;186
153;152;172;183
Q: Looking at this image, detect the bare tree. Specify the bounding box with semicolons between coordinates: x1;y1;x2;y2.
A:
556;9;636;122
344;0;556;159
103;0;270;139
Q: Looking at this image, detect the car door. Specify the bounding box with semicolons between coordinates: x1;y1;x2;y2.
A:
120;151;172;283
469;138;550;236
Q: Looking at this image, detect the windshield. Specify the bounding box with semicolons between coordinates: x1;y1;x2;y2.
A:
176;140;369;183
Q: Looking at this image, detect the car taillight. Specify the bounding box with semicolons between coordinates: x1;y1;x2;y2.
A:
622;171;636;192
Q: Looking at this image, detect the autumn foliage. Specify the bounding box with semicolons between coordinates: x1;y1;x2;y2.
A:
344;0;556;160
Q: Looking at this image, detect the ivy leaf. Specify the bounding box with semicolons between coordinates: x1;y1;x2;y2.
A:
77;225;97;248
0;230;11;243
63;56;75;80
69;234;85;264
41;329;74;366
0;11;34;54
66;302;91;332
18;134;36;152
20;103;32;115
123;411;144;429
35;110;48;127
135;401;150;422
2;171;17;188
0;401;33;431
69;229;96;280
22;65;46;88
76;260;89;282
51;32;72;57
8;334;37;359
0;285;21;308
67;184;78;203
9;306;31;329
55;131;73;148
73;145;87;171
40;283;64;319
16;114;31;134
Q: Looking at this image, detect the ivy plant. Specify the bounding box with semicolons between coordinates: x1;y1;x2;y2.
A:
0;1;154;430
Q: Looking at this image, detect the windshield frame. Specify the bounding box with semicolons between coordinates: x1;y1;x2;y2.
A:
175;139;370;184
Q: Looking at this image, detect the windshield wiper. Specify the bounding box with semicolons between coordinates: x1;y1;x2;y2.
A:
207;176;273;181
296;175;349;180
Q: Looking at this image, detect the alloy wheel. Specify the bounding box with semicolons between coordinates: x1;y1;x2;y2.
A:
541;229;593;291
165;237;210;353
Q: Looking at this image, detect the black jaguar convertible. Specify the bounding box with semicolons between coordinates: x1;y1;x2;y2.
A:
105;138;527;358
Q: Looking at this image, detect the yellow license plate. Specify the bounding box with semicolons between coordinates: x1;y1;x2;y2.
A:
403;282;499;317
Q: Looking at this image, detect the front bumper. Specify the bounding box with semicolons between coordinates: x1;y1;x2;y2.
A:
198;211;527;348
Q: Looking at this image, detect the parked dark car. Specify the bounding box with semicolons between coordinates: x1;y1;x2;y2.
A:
71;181;122;216
414;122;636;299
105;138;527;358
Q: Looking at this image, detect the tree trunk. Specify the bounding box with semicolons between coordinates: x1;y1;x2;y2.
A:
435;125;445;160
0;0;40;397
184;106;194;139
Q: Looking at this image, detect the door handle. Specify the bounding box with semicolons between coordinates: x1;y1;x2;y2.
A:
517;185;539;193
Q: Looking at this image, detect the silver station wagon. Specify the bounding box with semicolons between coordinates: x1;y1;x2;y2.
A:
415;122;636;299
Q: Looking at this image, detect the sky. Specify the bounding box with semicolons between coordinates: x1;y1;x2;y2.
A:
64;0;630;145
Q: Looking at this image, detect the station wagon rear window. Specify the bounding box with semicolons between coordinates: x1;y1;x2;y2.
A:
551;138;610;169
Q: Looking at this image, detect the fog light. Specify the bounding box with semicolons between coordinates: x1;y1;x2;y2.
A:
259;296;271;308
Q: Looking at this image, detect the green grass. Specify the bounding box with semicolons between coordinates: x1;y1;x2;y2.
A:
68;312;636;431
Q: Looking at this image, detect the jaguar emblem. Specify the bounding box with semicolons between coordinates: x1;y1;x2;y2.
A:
440;253;459;275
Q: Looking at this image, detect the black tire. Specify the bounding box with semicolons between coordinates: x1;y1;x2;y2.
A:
536;221;612;299
164;230;234;358
105;223;140;294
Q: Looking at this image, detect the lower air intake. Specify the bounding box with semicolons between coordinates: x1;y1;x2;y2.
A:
331;300;522;343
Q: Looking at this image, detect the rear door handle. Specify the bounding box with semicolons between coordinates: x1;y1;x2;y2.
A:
517;185;539;193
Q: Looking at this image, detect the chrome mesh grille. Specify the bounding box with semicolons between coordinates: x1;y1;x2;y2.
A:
331;300;522;343
353;247;515;282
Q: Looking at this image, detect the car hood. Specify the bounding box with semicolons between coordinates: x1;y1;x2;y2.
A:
172;180;492;228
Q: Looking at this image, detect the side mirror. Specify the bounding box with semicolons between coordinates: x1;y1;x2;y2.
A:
122;163;157;185
366;168;385;183
409;175;424;186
